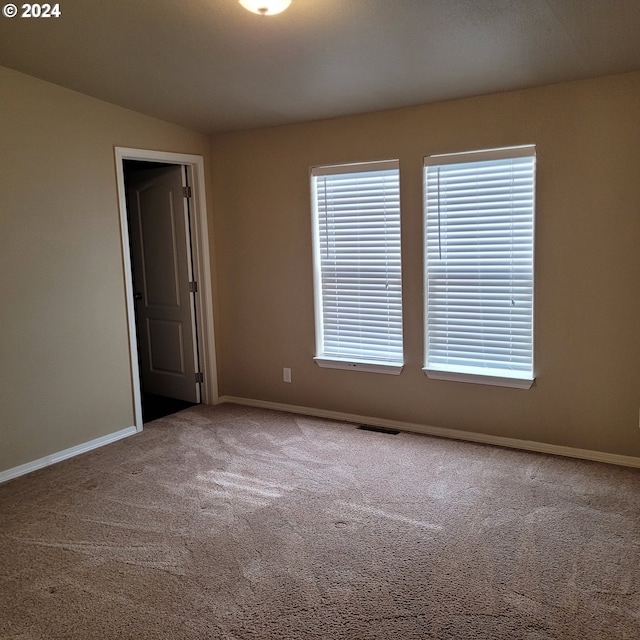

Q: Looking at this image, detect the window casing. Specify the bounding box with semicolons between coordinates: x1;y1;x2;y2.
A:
423;146;535;388
311;160;403;374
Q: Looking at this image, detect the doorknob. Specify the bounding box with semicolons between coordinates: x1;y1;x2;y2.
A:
134;292;143;300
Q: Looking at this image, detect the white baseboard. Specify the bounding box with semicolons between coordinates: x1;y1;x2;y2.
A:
4;398;638;484
0;425;138;484
219;396;640;469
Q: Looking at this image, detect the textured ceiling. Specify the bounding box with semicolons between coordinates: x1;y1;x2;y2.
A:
1;0;640;133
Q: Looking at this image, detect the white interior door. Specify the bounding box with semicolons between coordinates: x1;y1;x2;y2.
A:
126;165;200;403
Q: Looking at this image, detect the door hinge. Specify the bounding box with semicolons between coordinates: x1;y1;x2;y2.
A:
189;281;198;293
195;372;204;383
182;186;192;198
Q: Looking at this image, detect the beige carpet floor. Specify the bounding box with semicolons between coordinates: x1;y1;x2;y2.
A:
1;403;640;639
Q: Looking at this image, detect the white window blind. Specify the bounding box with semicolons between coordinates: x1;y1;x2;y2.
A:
423;146;535;388
311;160;403;373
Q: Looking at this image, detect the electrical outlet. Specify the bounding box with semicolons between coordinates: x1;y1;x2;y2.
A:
283;367;292;383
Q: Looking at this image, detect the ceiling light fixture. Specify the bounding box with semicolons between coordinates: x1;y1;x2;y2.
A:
239;0;291;16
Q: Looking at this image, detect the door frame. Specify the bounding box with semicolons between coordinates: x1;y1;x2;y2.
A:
115;147;218;431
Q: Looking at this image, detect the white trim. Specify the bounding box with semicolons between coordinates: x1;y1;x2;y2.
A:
424;368;534;389
315;357;403;375
425;144;536;165
184;157;219;406
114;147;219;432
311;159;399;176
181;165;202;403
0;426;137;484
218;396;640;469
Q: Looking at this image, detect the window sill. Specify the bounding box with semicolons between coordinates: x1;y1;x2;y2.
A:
423;367;534;389
315;357;403;375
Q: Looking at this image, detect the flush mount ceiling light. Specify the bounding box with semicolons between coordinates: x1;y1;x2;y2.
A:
239;0;291;16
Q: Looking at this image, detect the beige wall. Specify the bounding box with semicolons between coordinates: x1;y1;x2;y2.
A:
210;72;640;458
0;66;212;473
2;66;639;476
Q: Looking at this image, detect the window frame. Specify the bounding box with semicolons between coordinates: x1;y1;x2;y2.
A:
423;145;536;389
310;160;404;375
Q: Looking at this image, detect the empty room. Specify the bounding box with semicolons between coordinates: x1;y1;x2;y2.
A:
1;1;640;638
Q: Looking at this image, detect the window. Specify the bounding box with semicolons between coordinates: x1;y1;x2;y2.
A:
311;160;403;374
423;146;536;388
